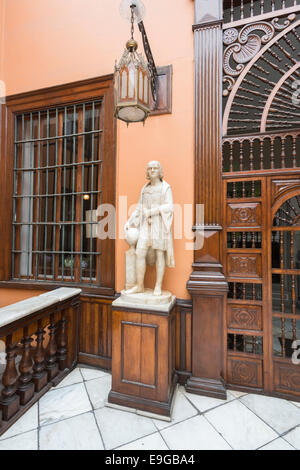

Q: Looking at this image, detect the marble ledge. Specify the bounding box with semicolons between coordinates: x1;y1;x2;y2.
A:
0;287;82;329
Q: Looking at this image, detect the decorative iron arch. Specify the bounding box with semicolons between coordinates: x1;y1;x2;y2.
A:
223;14;300;135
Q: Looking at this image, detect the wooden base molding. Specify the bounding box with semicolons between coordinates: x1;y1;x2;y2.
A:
108;302;177;417
185;376;226;399
108;385;177;418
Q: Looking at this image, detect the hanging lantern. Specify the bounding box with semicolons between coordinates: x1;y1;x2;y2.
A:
114;4;151;125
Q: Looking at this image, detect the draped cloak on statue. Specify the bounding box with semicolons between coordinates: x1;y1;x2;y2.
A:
128;180;175;268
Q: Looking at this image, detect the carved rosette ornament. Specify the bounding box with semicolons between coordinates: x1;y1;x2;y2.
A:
223;14;296;97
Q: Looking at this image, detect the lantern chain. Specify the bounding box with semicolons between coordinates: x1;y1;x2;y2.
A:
130;4;136;40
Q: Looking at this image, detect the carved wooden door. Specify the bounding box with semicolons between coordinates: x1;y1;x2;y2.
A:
222;1;300;400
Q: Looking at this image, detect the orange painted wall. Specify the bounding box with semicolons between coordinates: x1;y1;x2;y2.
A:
1;0;194;299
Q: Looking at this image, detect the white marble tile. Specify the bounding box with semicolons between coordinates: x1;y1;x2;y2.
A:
229;390;248;398
85;375;112;410
39;382;92;426
80;367;111;382
161;415;231;450
260;438;295;450
153;389;198;430
183;389;235;413
117;432;169;450
205;400;277;450
56;368;83;388
40;412;104;450
94;407;157;450
292;401;300;408
0;403;38;440
0;430;38;450
283;426;300;450
241;394;300;434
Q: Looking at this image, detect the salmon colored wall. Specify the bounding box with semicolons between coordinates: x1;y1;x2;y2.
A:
0;288;42;308
1;0;194;299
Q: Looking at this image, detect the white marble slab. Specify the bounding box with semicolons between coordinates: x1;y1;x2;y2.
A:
39;287;82;301
0;430;38;450
183;389;236;413
40;412;104;450
283;426;300;450
260;438;295;450
39;382;92;426
112;294;176;313
161;415;231;450
80;367;111;382
0;287;81;328
240;394;300;434
117;432;169;450
205;399;278;450
0;403;38;440
94;407;157;450
153;389;198;430
55;368;83;389
85;375;112;410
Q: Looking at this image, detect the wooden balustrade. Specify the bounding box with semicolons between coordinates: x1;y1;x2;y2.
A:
0;288;81;436
223;129;300;173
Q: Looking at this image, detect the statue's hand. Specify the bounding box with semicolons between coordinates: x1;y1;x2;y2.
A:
143;208;150;219
124;221;130;231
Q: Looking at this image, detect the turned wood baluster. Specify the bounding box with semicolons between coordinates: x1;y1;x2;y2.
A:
260;139;264;170
270;137;275;169
249;139;254;171
17;327;34;405
45;314;59;381
0;335;20;421
229;141;233;172
281;136;286;169
292;134;297;168
239;141;243;171
56;310;68;371
32;320;48;392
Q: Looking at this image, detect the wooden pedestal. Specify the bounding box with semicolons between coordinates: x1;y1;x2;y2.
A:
108;300;177;417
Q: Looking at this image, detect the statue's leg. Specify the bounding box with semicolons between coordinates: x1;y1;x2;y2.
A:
136;247;147;291
125;247;147;294
154;250;165;296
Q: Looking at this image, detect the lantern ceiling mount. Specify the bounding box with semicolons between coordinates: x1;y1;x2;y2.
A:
114;1;158;125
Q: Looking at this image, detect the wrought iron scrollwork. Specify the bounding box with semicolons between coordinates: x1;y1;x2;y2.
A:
138;20;158;107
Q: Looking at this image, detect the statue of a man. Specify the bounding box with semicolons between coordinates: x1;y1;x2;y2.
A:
124;161;175;296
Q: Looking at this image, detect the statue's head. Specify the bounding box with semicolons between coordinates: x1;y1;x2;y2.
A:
146;161;163;181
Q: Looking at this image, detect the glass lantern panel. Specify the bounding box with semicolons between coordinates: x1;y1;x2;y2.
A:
144;75;148;105
121;69;128;99
118;106;146;122
128;62;135;99
139;71;143;101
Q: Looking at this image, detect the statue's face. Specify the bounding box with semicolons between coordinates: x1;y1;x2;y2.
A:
147;161;161;180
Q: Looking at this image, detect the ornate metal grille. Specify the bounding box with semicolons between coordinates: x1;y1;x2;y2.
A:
12;101;103;285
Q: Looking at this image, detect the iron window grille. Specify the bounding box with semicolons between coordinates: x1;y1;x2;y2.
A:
12;100;103;285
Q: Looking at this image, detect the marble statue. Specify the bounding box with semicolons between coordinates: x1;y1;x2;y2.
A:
123;161;175;302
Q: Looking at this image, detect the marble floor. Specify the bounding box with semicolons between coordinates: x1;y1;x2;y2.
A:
0;366;300;450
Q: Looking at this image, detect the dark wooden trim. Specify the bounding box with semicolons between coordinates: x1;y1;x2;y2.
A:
78;353;111;371
0;75;116;291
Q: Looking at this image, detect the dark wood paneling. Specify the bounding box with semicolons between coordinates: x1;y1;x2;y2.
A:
274;361;300;396
227;356;263;388
78;295;112;369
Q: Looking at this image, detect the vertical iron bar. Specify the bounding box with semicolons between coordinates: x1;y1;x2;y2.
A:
90;102;95;283
80;104;85;283
35;112;41;279
71;105;76;281
52;108;58;280
62;107;67;281
12;115;18;279
43;110;50;279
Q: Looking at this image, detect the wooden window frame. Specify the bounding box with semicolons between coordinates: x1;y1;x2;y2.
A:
0;75;116;297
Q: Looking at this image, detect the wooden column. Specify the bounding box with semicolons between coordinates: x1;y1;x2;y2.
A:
186;0;228;399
